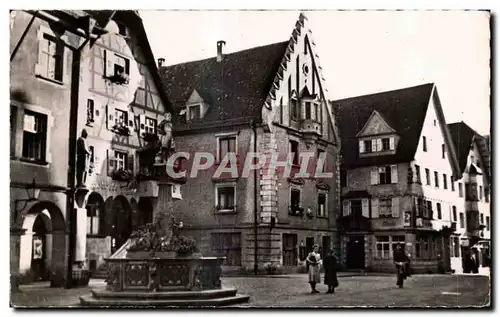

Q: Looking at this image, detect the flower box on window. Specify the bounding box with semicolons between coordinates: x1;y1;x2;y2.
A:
112;124;130;136
306;208;314;218
103;73;129;85
288;205;304;216
111;168;133;181
215;205;236;213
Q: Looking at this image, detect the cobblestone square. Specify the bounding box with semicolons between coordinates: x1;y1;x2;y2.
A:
11;273;490;308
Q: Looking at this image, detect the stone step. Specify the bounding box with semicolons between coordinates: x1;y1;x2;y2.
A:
79;294;250;307
91;288;238;300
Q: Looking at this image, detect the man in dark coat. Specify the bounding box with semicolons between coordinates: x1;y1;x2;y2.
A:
393;243;409;288
323;249;339;293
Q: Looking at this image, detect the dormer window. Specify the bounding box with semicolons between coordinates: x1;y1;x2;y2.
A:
187;104;201;121
359;137;395;154
382;138;390;151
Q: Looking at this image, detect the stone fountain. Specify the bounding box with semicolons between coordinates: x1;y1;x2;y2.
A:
80;215;250;307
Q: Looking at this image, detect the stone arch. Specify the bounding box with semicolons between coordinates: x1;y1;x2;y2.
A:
18;200;67;286
86;192;106;235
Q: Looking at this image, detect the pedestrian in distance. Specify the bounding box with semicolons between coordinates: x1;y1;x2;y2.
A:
323;249;339;293
393;243;409;288
306;244;322;294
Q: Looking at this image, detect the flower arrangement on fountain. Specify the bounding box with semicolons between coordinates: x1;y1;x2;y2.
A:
127;216;199;256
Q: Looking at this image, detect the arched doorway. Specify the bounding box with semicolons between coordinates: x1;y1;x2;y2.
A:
138;198;154;226
18;201;66;286
86;192;105;236
110;195;132;253
31;213;50;281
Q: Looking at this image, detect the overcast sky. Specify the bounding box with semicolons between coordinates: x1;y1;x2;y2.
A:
140;10;490;135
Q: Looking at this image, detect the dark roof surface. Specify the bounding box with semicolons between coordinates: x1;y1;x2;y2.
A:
159;41;289;131
333;83;435;169
447;121;482;175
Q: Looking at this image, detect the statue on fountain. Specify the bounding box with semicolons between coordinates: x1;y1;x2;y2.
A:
127;213;199;258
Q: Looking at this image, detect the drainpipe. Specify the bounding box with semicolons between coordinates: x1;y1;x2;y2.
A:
250;120;258;275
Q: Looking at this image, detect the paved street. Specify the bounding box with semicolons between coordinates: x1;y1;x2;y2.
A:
11;273;490;308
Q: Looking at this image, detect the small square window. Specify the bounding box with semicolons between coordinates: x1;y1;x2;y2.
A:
216;186;235;210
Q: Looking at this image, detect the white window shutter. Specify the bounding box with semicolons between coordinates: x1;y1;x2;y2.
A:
107;149;115;176
139;114;146;134
389;137;395;150
343;200;349;216
106;104;115;130
371;167;379;185
391;165;398;183
128;111;135;129
371;199;379;218
392;197;400;218
362;198;369;218
359;140;365;153
94;152;101;175
377;139;382;151
105;49;114;77
371;140;377;152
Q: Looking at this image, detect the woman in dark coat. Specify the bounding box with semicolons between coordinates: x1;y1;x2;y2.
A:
323;249;339;293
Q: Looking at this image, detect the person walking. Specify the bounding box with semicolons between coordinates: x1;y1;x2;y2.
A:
393;243;409;288
306;244;322;294
323;249;339;293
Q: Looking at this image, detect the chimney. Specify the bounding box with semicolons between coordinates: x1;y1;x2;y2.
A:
158;58;165;68
217;40;226;62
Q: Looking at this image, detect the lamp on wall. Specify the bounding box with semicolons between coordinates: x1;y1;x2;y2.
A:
14;178;40;219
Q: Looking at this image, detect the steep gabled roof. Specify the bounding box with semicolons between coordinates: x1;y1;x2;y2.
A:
159;41;289;131
333;83;435;169
447;121;490;179
60;10;172;113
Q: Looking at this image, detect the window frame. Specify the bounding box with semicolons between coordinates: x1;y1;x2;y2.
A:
422;136;427;152
425;168;430;185
289;140;299;166
317;192;327;218
10;101;54;166
378;198;393;218
114;150;128;171
378;166;392;185
187;104;202;121
375;236;391;259
290;187;301;209
217;134;238;164
35;30;65;84
144;117;157;134
215;183;237;212
21;110;48;163
434;171;439;188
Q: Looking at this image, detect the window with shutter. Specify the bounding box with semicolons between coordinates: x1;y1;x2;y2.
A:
371;168;378;185
342;200;350;216
389;137;395;150
371;140;377;152
371;199;379;218
376;139;382;151
391;197;400;218
362;198;369;218
359;140;365;153
127;153;134;173
107;149;115;176
391;165;398;184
